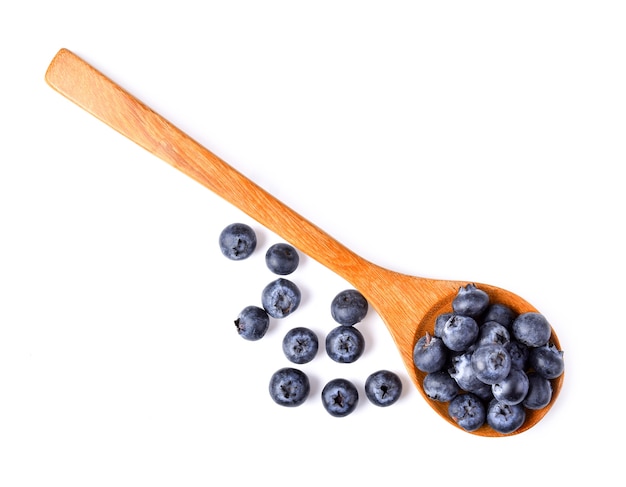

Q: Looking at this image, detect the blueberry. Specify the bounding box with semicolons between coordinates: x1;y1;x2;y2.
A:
413;333;448;373
423;371;460;402
486;399;526;434
282;327;319;364
330;289;368;326
452;283;490;318
218;222;257;260
365;370;403;407
471;343;512;385
441;315;479;352
449;352;485;391
483;303;517;329
325;325;365;363
523;372;553;410
261;278;301;319
504;340;529;370
269;367;310;407
528;343;565;379
265;242;299;275
434;312;453;337
448;393;486;432
321;378;359;417
234;305;270;341
492;368;530;406
512;312;552;347
476;321;511;346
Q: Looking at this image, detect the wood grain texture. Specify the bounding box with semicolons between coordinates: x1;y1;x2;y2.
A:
45;48;563;436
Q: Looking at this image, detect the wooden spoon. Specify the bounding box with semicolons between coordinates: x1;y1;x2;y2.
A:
45;48;563;436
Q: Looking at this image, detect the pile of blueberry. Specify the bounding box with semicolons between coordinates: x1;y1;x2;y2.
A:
219;222;403;417
413;284;565;434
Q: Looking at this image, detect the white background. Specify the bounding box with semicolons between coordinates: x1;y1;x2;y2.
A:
1;1;624;485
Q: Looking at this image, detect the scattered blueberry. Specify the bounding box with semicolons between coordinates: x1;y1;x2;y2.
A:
448;393;486;432
486;399;526;434
261;278;301;319
423;371;460;402
265;242;299;275
413;332;448;373
452;283;490;318
325;325;365;363
321;378;359;417
330;289;368;326
471;343;512;385
365;370;403;407
219;222;257;260
282;327;319;364
234;305;270;341
269;367;310;407
512;312;552;347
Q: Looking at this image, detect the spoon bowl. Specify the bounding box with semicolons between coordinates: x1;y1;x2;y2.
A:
45;48;563;436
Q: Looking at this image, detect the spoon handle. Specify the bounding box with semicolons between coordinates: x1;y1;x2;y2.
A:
45;49;376;285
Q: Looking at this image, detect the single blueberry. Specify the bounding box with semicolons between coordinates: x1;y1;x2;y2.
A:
477;321;511;347
452;283;490;318
512;312;552;347
471;343;512;385
492;368;530;406
528;343;564;379
261;278;301;319
423;370;460;402
218;222;257;260
282;327;319;364
441;315;479;352
413;333;448;373
434;312;453;337
269;367;310;407
523;372;553;410
486;399;526;434
504;340;529;370
265;242;299;275
330;289;368;326
483;303;517;329
448;393;486;432
449;352;485;391
321;378;359;417
365;370;403;407
325;325;365;363
234;305;270;341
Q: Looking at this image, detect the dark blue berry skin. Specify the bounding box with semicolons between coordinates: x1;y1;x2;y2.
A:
434;312;453;337
477;321;511;347
423;371;460;402
486;400;526;434
325;325;365;363
492;368;529;405
265;242;299;275
512;312;552;347
441;315;479;352
452;284;490;318
261;278;301;319
219;223;257;260
365;370;403;407
269;368;310;407
449;352;485;391
413;333;448;373
234;306;270;341
504;340;529;370
282;327;319;364
471;343;512;385
483;303;516;329
523;372;553;410
330;289;368;326
528;343;564;379
321;378;359;417
448;393;486;432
